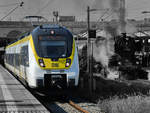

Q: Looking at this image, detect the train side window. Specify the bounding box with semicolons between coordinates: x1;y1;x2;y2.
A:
20;46;29;66
9;54;12;65
12;54;14;66
8;54;10;64
24;46;29;66
15;54;19;68
7;54;9;64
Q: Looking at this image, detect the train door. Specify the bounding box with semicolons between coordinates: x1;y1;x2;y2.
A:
20;45;29;81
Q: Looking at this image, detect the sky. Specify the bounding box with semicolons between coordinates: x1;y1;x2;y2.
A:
0;0;150;21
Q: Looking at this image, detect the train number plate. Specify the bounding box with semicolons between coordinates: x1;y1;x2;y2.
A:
52;63;59;67
51;75;62;78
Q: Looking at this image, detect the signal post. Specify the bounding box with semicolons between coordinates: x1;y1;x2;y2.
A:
87;6;96;95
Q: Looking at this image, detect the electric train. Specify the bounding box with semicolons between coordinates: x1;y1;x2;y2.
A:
4;24;79;88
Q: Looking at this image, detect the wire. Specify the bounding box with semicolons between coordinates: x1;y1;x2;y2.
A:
0;6;19;21
94;9;113;27
96;9;110;22
17;0;23;3
0;3;20;7
0;2;24;21
103;12;114;20
35;0;52;16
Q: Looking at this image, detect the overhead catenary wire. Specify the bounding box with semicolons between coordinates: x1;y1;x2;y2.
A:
19;2;48;26
35;0;52;16
96;9;111;22
102;12;114;21
0;3;20;7
0;2;24;21
94;8;114;28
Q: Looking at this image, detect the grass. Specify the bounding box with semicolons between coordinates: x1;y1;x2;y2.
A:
78;73;150;100
98;95;150;113
79;73;150;113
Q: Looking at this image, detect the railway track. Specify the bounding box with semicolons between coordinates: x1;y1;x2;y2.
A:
4;67;102;113
69;100;90;113
32;89;101;113
42;97;100;113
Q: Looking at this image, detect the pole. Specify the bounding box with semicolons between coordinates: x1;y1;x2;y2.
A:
53;11;59;24
87;6;92;94
87;6;90;73
91;40;93;91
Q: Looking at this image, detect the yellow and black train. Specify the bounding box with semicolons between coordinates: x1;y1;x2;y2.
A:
4;24;79;88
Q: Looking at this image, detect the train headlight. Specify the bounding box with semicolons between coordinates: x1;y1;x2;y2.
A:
144;52;147;55
118;61;121;65
136;61;140;65
38;59;45;67
66;59;71;67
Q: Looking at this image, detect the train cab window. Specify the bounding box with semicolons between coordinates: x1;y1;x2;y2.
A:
37;35;69;58
32;31;73;58
38;40;67;58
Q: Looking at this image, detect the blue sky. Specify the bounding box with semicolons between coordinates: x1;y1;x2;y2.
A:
0;0;150;21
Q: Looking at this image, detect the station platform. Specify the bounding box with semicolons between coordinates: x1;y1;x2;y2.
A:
0;65;49;112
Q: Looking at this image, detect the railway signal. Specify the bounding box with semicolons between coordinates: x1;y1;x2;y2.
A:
88;30;96;38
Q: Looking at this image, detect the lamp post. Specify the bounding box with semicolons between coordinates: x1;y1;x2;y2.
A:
87;6;90;73
87;6;92;94
87;6;99;94
87;6;110;94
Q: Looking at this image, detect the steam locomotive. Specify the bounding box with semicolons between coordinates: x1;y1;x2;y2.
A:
79;32;150;80
111;33;150;80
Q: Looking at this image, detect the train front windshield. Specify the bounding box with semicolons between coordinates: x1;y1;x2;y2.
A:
38;36;68;58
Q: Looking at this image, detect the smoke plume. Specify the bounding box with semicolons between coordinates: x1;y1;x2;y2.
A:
86;0;137;79
92;30;114;68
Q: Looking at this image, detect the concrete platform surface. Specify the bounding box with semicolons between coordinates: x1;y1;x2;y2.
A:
0;65;49;112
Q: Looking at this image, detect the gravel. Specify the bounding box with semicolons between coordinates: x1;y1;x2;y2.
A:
45;102;80;113
45;101;102;113
76;102;101;113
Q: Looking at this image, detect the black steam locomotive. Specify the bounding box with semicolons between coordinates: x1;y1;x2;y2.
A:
79;33;150;79
110;33;150;80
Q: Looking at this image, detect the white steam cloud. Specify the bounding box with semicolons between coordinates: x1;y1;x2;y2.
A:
92;31;114;68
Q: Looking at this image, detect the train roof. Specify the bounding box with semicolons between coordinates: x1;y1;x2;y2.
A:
31;24;73;37
6;24;73;48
